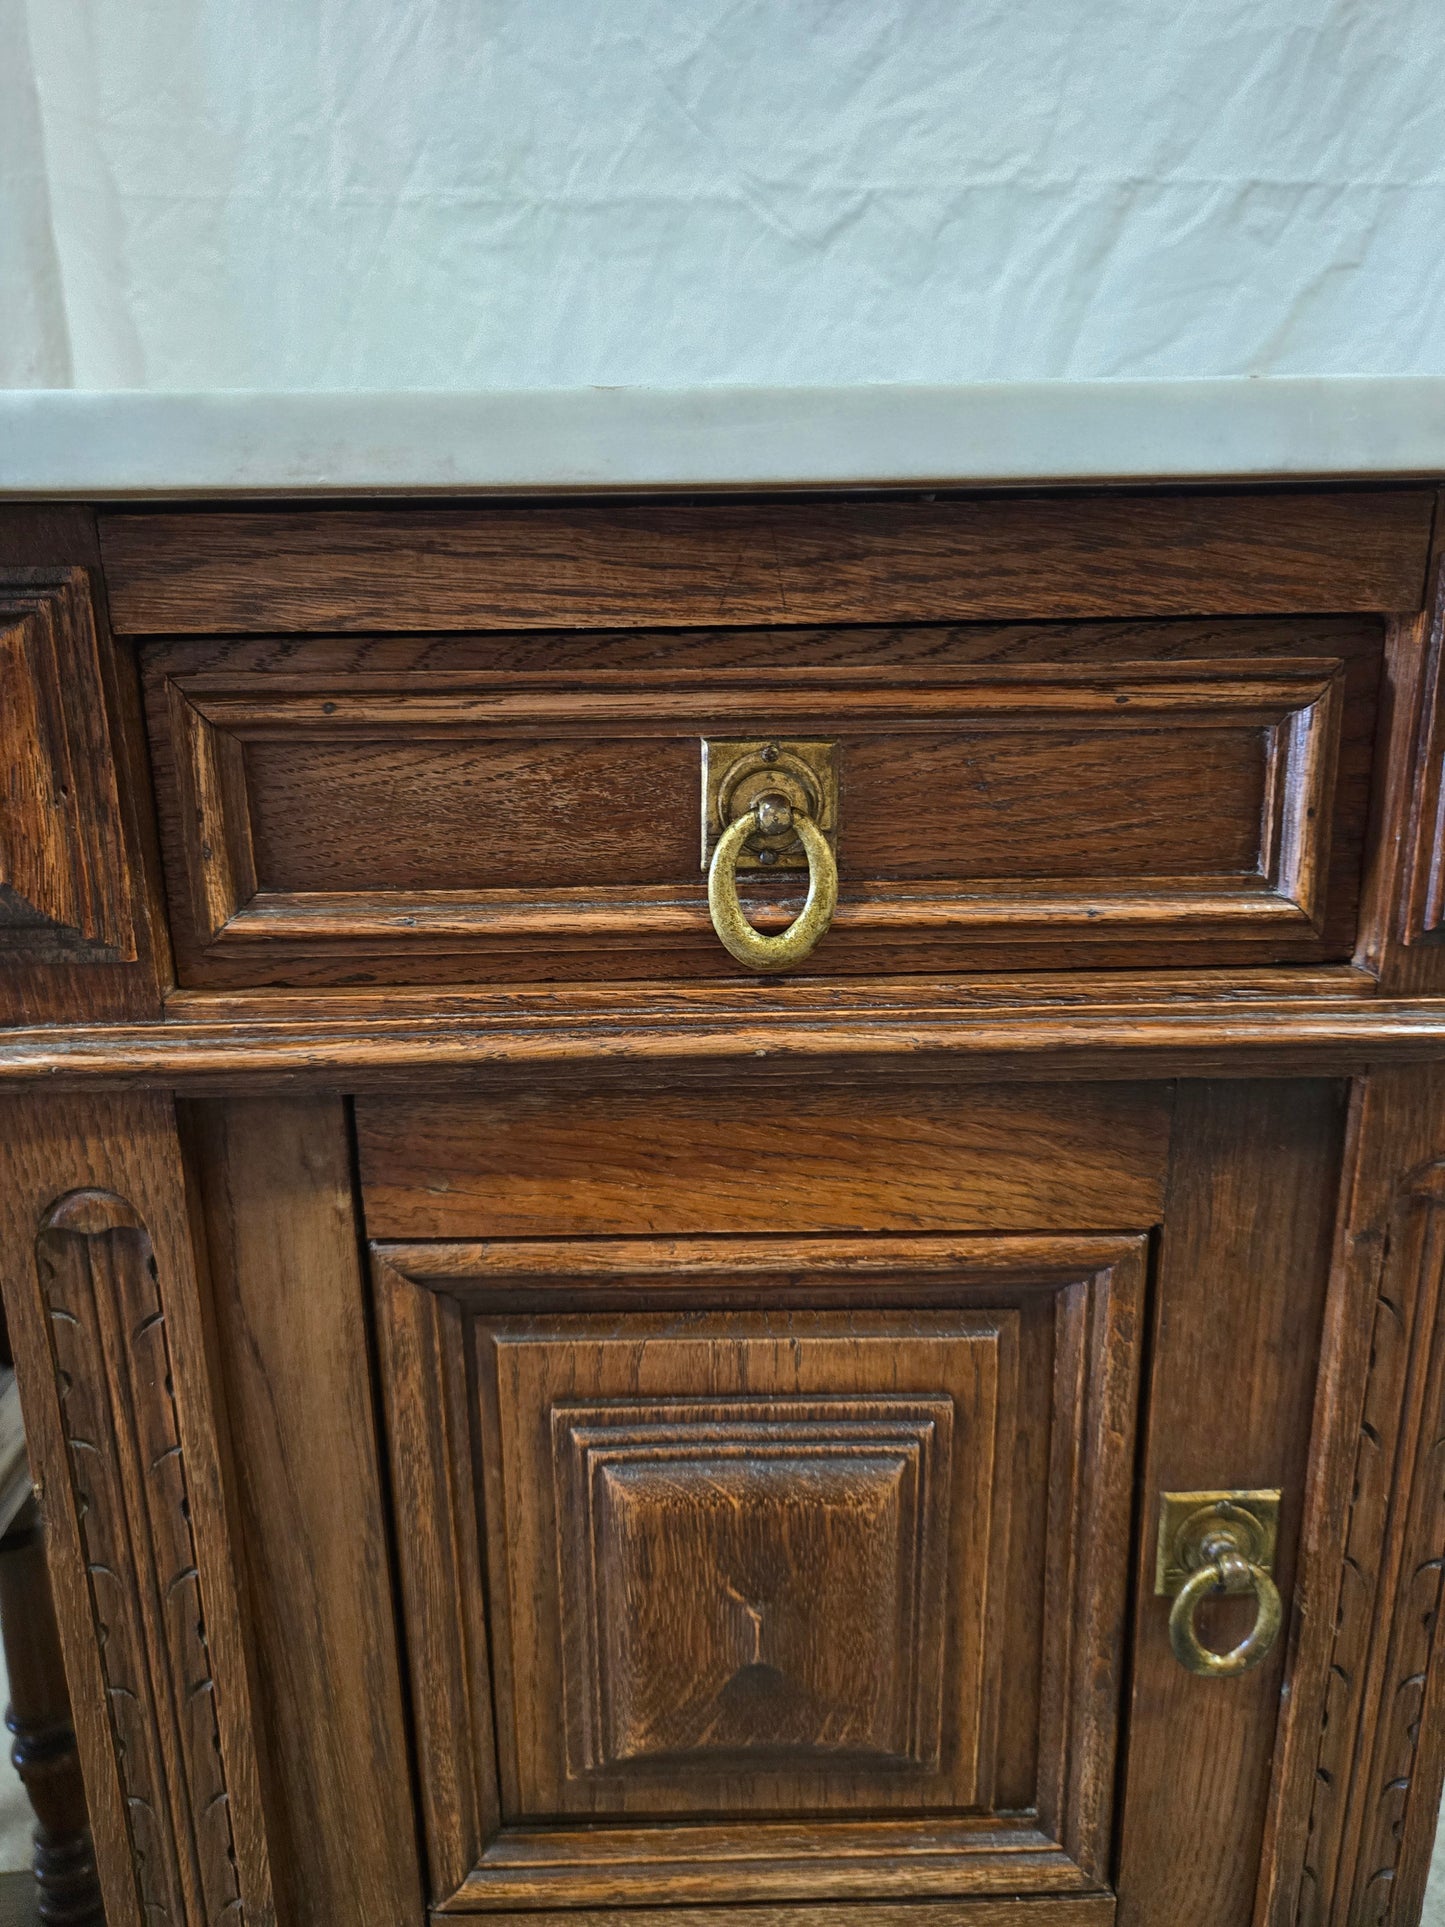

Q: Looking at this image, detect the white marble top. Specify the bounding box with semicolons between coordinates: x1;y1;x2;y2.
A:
2;378;1444;495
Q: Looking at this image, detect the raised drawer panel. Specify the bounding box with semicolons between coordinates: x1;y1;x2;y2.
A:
142;617;1382;983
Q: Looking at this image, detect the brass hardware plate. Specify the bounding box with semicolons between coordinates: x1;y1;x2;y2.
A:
1154;1489;1280;1597
701;739;838;871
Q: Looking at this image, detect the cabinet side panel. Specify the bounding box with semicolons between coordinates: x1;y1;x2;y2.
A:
1115;1080;1345;1927
185;1097;423;1927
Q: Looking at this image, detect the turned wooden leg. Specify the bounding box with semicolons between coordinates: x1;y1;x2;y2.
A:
0;1502;104;1926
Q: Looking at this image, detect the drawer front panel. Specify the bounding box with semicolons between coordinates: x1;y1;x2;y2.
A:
143;618;1381;984
373;1236;1145;1908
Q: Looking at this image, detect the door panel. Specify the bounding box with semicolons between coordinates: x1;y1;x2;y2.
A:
373;1235;1144;1910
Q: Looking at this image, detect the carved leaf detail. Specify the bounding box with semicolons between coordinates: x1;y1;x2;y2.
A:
36;1188;243;1927
1297;1168;1445;1924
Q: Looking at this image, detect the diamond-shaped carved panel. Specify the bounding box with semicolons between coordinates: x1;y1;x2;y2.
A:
552;1397;952;1777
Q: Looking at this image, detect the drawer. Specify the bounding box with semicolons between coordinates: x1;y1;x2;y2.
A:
143;615;1382;985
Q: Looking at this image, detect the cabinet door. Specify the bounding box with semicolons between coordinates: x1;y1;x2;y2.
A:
177;1080;1342;1927
375;1237;1143;1913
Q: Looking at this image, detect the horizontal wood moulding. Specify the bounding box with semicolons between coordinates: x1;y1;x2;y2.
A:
99;492;1435;631
10;982;1445;1089
143;620;1380;983
450;1904;1116;1927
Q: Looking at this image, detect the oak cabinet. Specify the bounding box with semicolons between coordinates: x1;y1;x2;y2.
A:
4;488;1445;1927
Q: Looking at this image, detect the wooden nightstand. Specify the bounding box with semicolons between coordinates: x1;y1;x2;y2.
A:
3;478;1445;1926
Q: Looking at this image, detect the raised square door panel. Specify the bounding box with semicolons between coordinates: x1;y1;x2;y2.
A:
550;1391;957;1783
371;1233;1146;1911
497;1321;988;1816
140;616;1382;983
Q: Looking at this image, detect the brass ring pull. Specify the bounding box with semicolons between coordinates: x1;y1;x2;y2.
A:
707;798;838;972
1168;1534;1283;1679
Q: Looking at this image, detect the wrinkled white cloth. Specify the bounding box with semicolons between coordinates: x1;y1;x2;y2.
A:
2;0;1444;390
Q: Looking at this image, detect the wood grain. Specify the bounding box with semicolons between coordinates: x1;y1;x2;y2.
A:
1114;1080;1345;1927
182;1098;422;1927
452;1817;1089;1907
14;978;1445;1093
1257;1064;1445;1927
98;493;1435;633
0;505;175;1028
356;1081;1172;1239
375;1236;1141;1909
34;1190;243;1926
486;1312;996;1817
140;632;1375;983
371;1260;498;1902
0;1093;274;1927
1359;491;1445;990
0;572;136;963
444;1903;1116;1927
4;482;1444;1927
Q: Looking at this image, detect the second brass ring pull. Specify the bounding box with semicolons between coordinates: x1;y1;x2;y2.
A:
707;803;838;972
1168;1542;1283;1679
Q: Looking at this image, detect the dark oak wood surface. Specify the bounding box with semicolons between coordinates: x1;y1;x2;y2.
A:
0;513;172;1027
453;1906;1117;1927
1113;1081;1345;1927
0;1093;274;1927
140;618;1381;984
182;1097;423;1927
1256;1063;1445;1927
374;1234;1143;1909
99;491;1434;632
3;485;1445;1927
356;1081;1172;1238
20;978;1445;1092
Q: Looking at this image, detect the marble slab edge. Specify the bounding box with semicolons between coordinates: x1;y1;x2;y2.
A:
2;377;1445;496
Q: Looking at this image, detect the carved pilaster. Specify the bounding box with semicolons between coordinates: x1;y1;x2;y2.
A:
1295;1160;1445;1925
36;1188;243;1925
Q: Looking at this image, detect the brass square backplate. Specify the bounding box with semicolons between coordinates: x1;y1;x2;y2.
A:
700;738;839;871
1154;1489;1281;1596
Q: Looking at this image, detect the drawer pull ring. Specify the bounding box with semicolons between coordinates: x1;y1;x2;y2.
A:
1169;1544;1282;1679
1155;1491;1283;1680
707;795;838;972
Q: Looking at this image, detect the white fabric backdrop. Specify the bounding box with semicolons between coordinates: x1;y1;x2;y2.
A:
3;0;1445;391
